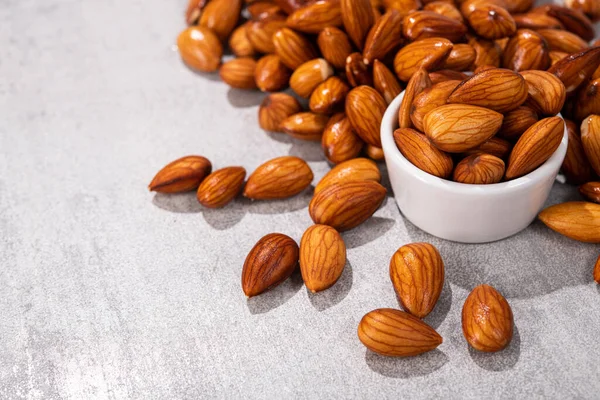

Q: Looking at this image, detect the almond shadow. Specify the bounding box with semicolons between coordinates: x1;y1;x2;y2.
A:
246;271;304;315
365;349;449;379
468;325;521;371
307;261;353;311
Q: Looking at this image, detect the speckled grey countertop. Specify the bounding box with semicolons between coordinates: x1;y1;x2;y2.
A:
1;0;600;399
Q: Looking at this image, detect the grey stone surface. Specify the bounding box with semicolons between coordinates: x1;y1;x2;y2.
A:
1;0;599;398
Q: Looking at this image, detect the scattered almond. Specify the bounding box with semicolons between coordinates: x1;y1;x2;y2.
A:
258;93;302;132
281;112;330;141
538;202;600;243
198;0;241;41
273;27;319;70
579;182;600;204
220;57;257;90
309;77;350;115
244;156;313;200
290;58;334;98
300;225;347;292
196;166;246;208
177;26;223;72
322;114;365;164
149;156;212;193
315;158;381;194
345;86;387;147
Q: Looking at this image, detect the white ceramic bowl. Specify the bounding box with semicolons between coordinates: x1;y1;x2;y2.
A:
380;91;569;243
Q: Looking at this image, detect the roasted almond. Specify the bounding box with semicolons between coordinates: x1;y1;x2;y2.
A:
389;243;445;318
538;4;595;42
274;0;312;14
393;128;454;178
464;137;512;160
198;0;241;41
520;70;566;117
462;284;513;352
346;86;387;147
365;145;385;161
229;23;256;57
300;224;347;292
244;156;313;200
424;1;464;22
505;116;565;180
441;44;476;71
219;57;257;90
373;60;403;104
411;80;461;132
502;29;550;72
286;0;343;33
581;115;600;176
281;112;330;141
429;69;469;84
290;58;334;98
177;26;223;72
317;27;354;70
322;114;365;163
469;37;502;69
309;76;350;115
538;202;600;243
258;93;302;132
346;53;373;87
196;166;246;208
384;0;421;17
242;233;299;297
573;78;600;122
273;27;319;70
399;68;432;129
460;0;508;16
503;0;533;13
185;0;207;25
149;155;212;193
498;106;538;141
537;29;589;54
315;158;381;194
309;180;386;231
358;308;443;357
363;9;404;65
565;0;600;21
562;120;595;185
246;19;286;54
423;104;504;153
254;54;292;92
341;0;376;50
247;1;285;20
548;47;600;95
393;38;453;82
403;11;468;42
467;4;516;40
513;12;563;30
579;182;600;204
453;153;505;184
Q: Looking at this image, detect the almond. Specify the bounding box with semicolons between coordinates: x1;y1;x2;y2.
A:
198;0;241;41
281;112;330;141
423;104;504;153
258;93;303;132
317;27;354;70
403;11;468;42
273;27;319;70
538;202;600;243
503;0;533;13
460;0;508;17
254;54;292;92
346;53;373;87
411;80;461;132
309;77;350;115
389;243;445;318
462;284;513;352
467;4;516;40
177;26;223;72
393;38;454;82
441;44;476;71
242;233;299;297
470;38;502;69
149;155;212;193
513;12;563;30
505;116;565;180
196;166;246;208
384;0;421;17
358;308;443;357
346;86;387;147
286;0;343;33
315;158;381;194
341;0;375;50
309;180;386;231
502;29;550;72
464;137;512;160
565;0;600;21
366;145;385;161
581;115;600;176
322;114;365;163
363;9;404;65
429;69;469;84
453;153;505;184
537;29;589;54
574;78;600;122
393;128;454;178
519;70;566;117
498;106;538;141
246;19;287;54
399;68;432;129
185;0;207;25
247;1;285;20
548;47;600;95
579;182;600;204
274;0;313;14
594;255;600;284
373;60;403;104
219;57;257;90
539;4;595;42
423;1;464;22
244;156;313;200
300;225;347;292
562;120;595;185
229;23;256;58
290;58;334;98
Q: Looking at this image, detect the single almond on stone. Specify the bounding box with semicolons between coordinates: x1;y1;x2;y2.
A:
373;60;403;104
502;29;550;72
149;155;212;193
581;115;600;176
363;9;404;65
403;11;467;42
562;120;595;185
520;70;566;117
393;128;454;178
322;114;365;164
441;44;476;71
462;284;513;352
467;4;516;40
505;116;564;180
393;38;453;82
286;0;343;33
341;0;375;50
346;53;373;87
498;106;538;141
345;86;387;147
548;47;600;95
358;308;443;357
453;153;505;184
317;27;353;70
281;112;330;141
309;77;350;115
300;224;347;293
423;104;504;153
411;80;460;132
229;23;255;58
290;58;334;98
273;27;319;70
309;180;386;231
579;182;600;204
389;243;445;319
315;158;381;194
399;68;432;129
177;26;223;72
464;137;512;160
198;0;241;41
219;57;257;90
537;29;588;54
254;54;291;92
244;156;313;200
242;233;299;297
258;93;302;132
196;166;246;208
470;38;502;69
538;202;600;243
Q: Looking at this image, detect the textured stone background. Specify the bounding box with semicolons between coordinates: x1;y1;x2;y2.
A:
1;0;599;398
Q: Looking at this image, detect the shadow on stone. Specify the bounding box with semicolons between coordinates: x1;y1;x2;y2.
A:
365;349;449;379
227;87;265;108
288;140;327;162
308;261;353;311
152;193;203;213
468;325;521;371
246;271;304;315
246;190;311;215
342;217;395;249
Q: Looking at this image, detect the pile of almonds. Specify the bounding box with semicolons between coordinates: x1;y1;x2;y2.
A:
148;0;600;357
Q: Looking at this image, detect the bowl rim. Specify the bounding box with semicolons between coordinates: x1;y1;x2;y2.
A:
380;90;569;196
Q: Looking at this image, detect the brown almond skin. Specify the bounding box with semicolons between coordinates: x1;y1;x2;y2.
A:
505;117;565;180
244;156;313;200
219;57;257;90
363;9;404;65
562;120;595;185
366;145;384;161
537;29;589;54
322;114;365;164
315;158;381;194
565;0;600;21
290;58;334;98
309;77;350;115
453;154;505;184
246;19;287;54
520;70;566;117
196;166;246;208
198;0;241;41
258;93;302;132
429;70;468;84
281;112;329;141
149;156;212;193
441;44;476;71
185;0;207;25
536;5;595;42
548;47;600;95
470;38;502;69
286;0;343;34
346;53;373;88
373;60;403;104
242;233;299;297
399;69;432;129
345;86;387;147
384;0;421;17
394;38;453;82
247;2;285;21
424;1;464;22
254;54;292;92
341;0;375;50
358;308;443;357
594;255;600;284
502;29;550;72
467;4;516;40
177;26;223;73
317;27;353;70
538;202;600;243
411;80;461;132
448;68;527;113
423;104;504;153
579;182;600;204
403;11;467;43
309;180;386;231
274;0;312;14
273;28;319;70
300;225;347;293
394;128;454;178
574;79;600;122
389;243;445;319
464;137;512;160
581;115;600;177
498;106;538;141
513;13;563;30
462;284;513;352
229;23;255;58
